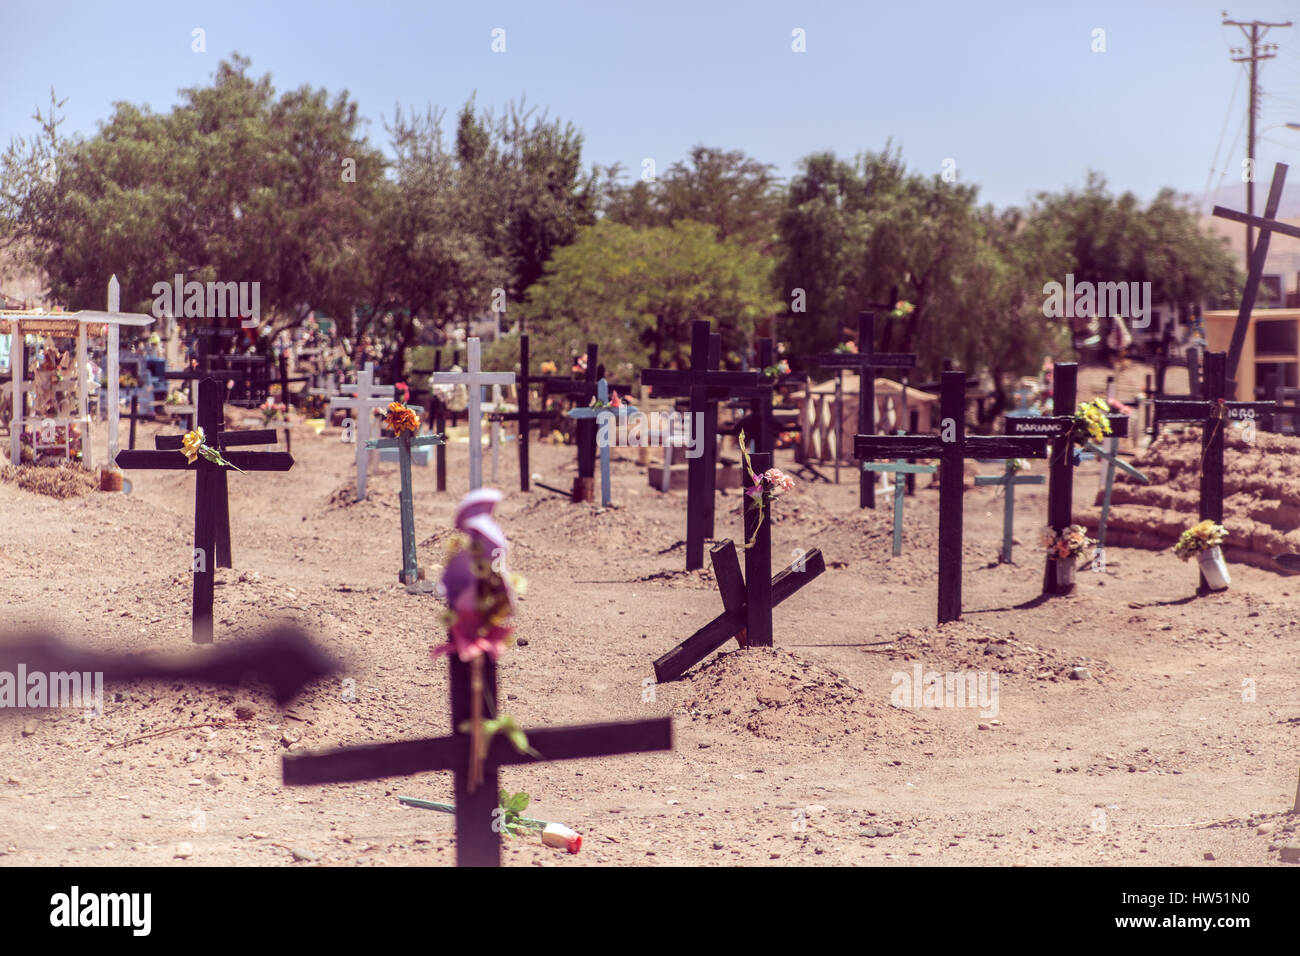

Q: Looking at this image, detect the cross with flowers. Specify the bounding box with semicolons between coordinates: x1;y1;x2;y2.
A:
1154;351;1276;592
115;379;294;643
1003;362;1132;594
365;402;446;587
282;490;673;866
653;444;824;680
548;342;633;502
565;378;637;508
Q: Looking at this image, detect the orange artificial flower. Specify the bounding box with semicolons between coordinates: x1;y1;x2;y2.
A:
385;402;419;435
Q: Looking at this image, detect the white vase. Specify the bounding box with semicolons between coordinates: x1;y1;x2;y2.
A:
1197;545;1230;590
1055;555;1077;588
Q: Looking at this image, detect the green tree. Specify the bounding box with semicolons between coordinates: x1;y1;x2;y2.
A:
511;219;782;376
1;55;388;342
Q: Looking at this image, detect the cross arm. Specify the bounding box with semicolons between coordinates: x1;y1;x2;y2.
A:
854;435;945;459
817;352;915;370
365;435;446;449
1211;206;1300;241
1153;400;1276;424
653;547;826;683
965;436;1050;459
281;717;673;785
156;429;278;449
863;462;937;475
973;473;1045;486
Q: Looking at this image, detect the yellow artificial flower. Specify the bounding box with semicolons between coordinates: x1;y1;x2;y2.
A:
181;428;205;464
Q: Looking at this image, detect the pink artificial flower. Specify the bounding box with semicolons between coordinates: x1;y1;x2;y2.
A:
431;489;517;663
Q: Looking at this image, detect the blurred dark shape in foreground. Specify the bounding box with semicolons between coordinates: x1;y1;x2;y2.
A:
0;625;338;709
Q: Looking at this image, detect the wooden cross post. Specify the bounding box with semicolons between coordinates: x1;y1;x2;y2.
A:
566;379;637;508
1093;439;1149;568
863;432;937;556
507;334;570;492
641;321;760;571
729;339;806;455
282;654;673;866
855;371;1049;623
115;380;293;643
432;350;447;493
974;460;1045;564
1154;351;1276;591
548;344;632;502
1002;363;1129;595
366;425;446;585
431;339;515;491
329;362;393;501
1213;163;1300;394
817;311;915;508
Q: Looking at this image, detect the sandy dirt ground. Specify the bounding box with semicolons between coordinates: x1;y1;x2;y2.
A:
2;385;1298;867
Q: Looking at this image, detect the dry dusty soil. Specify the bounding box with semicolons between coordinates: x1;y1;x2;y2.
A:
1;401;1298;867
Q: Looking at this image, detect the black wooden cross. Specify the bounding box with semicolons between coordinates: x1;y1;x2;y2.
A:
652;450;826;681
642;321;760;571
1213;163;1300;393
1153;351;1276;592
115;379;293;643
1002;362;1130;595
493;334;571;492
282;653;673;866
856;371;1049;623
161;327;240;421
548;343;633;502
728;338;808;454
212;354;270;408
817;311;915;509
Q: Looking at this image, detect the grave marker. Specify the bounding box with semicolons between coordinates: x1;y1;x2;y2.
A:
115;380;293;643
329;362;392;501
653;450;825;681
642;321;760;571
864;432;937;556
1003;363;1129;594
856;371;1049;623
549;344;633;502
817;310;915;507
974;460;1045;564
1153;351;1275;591
1213;162;1300;392
431;338;515;491
366;410;446;586
566;378;637;508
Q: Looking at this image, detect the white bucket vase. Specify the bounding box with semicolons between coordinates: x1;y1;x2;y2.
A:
1197;545;1231;590
1055;554;1077;588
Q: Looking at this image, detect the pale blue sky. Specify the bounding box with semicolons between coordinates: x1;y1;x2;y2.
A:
2;0;1298;211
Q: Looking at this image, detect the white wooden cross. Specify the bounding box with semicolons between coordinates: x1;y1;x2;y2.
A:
328;362;392;500
431;338;514;490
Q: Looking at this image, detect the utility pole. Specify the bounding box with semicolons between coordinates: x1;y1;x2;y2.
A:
1223;13;1292;270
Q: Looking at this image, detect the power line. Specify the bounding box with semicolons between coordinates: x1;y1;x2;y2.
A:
1223;11;1293;269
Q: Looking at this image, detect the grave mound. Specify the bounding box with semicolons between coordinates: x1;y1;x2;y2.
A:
680;646;920;743
1080;429;1300;570
325;482;396;509
0;463;99;499
888;619;1110;681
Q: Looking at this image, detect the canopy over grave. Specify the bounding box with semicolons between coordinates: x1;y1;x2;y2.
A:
1;275;155;467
